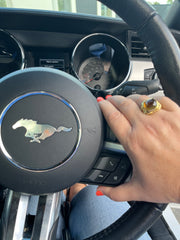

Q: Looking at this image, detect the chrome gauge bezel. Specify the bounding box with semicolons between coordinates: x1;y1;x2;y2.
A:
72;33;132;92
0;29;25;77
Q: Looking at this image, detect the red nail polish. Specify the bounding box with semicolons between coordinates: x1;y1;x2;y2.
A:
97;97;104;102
105;95;112;100
96;190;104;196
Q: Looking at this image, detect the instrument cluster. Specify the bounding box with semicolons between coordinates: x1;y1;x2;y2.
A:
0;31;131;94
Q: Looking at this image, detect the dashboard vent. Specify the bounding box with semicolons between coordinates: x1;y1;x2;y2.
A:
131;36;150;59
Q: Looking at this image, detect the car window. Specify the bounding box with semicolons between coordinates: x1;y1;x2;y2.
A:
0;0;174;19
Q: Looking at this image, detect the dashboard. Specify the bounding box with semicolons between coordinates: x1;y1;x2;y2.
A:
0;8;180;96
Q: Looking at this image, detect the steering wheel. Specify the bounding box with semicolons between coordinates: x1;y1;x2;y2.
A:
0;0;180;239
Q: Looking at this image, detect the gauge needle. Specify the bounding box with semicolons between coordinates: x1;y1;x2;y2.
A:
85;72;103;84
85;78;93;84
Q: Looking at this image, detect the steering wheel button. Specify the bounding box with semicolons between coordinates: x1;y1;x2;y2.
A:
94;157;120;172
84;170;109;183
104;158;131;185
104;173;123;185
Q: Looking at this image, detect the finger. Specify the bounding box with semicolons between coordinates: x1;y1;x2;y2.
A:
128;94;179;112
156;96;179;111
107;96;141;124
97;182;143;202
98;100;131;144
127;94;148;106
127;95;160;116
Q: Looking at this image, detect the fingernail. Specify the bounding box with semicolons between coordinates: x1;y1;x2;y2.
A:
97;97;104;102
105;95;112;100
96;190;104;196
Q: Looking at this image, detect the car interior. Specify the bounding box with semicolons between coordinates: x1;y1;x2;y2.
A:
0;0;180;239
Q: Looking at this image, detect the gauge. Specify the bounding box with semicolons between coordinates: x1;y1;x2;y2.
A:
78;57;113;90
72;33;131;92
0;29;25;78
79;57;104;84
79;57;102;87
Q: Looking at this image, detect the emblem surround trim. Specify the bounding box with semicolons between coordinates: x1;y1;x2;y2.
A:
0;91;82;172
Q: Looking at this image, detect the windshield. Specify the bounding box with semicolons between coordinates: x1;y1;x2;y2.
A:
0;0;174;19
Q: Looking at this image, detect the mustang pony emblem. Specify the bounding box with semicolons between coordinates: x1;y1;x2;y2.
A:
12;118;72;143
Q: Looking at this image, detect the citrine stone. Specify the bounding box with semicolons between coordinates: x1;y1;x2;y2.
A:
141;98;161;115
143;98;157;110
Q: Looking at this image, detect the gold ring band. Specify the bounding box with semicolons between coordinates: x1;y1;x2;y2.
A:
141;98;162;115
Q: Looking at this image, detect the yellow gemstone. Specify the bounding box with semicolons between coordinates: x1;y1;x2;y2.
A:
141;98;161;115
144;98;157;110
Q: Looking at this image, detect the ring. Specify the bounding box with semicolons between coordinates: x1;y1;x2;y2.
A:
141;98;162;115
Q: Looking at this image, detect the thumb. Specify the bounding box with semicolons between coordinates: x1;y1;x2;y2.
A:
97;182;143;202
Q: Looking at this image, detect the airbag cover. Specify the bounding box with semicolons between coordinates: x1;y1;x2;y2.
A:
0;68;103;194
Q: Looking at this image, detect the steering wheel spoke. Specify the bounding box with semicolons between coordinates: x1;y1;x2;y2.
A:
0;191;61;240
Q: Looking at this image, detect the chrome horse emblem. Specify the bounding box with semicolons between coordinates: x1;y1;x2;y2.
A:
12;119;72;143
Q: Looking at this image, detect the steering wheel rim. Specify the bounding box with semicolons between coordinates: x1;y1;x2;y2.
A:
83;0;180;239
99;0;180;105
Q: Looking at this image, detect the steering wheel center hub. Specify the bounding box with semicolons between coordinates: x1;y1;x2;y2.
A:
0;68;103;194
1;92;81;171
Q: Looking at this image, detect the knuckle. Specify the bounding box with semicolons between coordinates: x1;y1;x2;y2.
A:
145;122;159;138
160;96;178;110
108;191;116;201
160;124;169;137
107;110;121;123
118;98;132;109
158;116;172;136
126;130;141;153
146;117;169;138
161;96;169;101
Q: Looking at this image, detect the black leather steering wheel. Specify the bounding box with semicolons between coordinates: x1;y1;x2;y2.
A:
84;1;180;239
0;0;180;240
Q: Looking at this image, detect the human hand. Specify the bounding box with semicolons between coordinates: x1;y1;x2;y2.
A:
97;95;180;203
